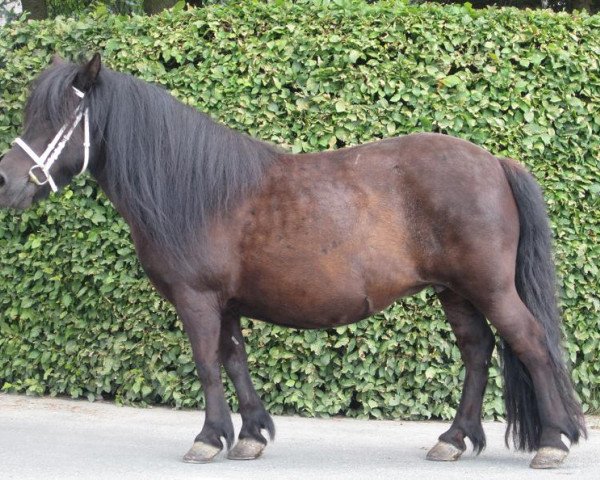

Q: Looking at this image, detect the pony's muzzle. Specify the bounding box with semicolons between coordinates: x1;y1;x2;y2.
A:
0;160;36;210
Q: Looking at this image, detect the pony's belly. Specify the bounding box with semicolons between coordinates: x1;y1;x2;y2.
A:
236;295;370;329
234;272;426;329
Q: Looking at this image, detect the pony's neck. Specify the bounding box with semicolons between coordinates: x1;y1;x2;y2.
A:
87;68;280;256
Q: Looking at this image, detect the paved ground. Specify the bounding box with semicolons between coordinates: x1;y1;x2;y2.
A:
0;393;598;480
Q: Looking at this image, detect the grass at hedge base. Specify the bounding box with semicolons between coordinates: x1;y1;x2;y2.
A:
0;1;598;419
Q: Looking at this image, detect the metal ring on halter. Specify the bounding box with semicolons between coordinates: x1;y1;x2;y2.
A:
28;165;50;186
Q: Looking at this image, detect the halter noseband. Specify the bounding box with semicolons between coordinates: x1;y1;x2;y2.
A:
13;86;90;193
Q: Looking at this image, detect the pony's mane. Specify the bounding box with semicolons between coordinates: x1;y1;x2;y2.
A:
26;62;280;257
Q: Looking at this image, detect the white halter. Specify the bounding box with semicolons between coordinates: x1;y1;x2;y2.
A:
13;86;90;193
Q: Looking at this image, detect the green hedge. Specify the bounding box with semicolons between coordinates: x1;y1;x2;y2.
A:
0;1;598;420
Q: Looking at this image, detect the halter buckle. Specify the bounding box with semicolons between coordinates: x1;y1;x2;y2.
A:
28;165;50;186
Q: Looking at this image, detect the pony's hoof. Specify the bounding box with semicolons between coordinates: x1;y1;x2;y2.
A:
426;441;464;462
183;441;221;464
530;447;568;469
227;438;266;460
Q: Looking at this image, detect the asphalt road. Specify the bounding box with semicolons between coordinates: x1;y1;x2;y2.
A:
0;393;598;480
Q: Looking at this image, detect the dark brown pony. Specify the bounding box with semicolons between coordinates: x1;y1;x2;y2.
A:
0;56;586;469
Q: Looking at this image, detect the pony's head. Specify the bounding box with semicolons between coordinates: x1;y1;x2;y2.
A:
0;54;101;209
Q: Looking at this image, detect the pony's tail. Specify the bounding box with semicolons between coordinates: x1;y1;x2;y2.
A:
497;157;586;451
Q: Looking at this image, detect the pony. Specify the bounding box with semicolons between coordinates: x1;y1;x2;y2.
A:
0;55;586;468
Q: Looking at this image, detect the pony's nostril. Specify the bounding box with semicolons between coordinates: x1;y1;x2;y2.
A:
0;172;6;189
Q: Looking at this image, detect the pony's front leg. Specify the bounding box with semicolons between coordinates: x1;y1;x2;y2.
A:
220;313;275;460
175;290;234;464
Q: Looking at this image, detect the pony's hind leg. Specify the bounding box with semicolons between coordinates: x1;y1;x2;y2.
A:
427;289;494;462
220;313;275;460
473;285;582;468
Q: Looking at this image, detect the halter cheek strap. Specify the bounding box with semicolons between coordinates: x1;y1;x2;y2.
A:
13;86;90;193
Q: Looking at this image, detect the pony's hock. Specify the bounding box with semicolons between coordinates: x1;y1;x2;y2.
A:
0;55;586;470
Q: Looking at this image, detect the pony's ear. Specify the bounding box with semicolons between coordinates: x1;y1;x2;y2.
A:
75;53;102;92
51;54;65;66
